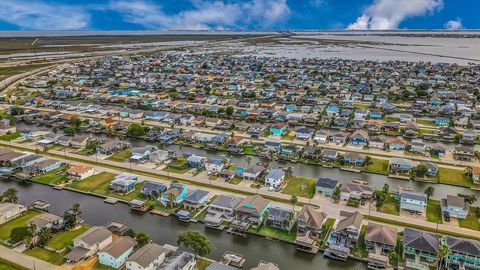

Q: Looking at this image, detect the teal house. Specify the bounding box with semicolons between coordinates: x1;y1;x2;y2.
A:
160;183;188;205
98;237;136;269
403;228;439;270
234;195;271;226
444;236;480;270
315;177;338;197
269;122;287;136
433;117;450;126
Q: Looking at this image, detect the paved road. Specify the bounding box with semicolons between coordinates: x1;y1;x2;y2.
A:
0;245;59;270
4;140;480;240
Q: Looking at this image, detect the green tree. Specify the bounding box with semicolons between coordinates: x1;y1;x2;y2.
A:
124;229;136;238
424;186;435;200
1;188;18;203
27;224;37;246
436;243;450;270
226;106;234;116
127;123;147;137
177;231;214;258
458;193;477;205
64;126;75;136
135;233;150;248
38;227;53;246
414;165;428;177
168;193;176;209
262;210;270;227
290;195;298;210
332;184;341;203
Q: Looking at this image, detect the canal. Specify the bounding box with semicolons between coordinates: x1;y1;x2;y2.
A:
0;180;366;270
15;122;480;205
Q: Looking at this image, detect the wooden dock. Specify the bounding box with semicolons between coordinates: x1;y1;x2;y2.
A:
104;198;119;204
150;210;170;217
53;186;64;190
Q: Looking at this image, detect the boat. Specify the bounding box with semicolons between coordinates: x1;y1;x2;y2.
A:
129;199;150;212
222;251;246;268
28;200;50;211
175;210;192;222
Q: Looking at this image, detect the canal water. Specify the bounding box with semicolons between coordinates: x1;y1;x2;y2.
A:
14;122;480;205
0;180;366;270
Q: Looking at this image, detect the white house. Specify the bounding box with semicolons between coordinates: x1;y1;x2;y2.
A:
98;236;137;269
441;195;469;219
126;243;168;270
67;165;95;180
264;169;286;188
204;158;225;174
65;226;113;263
0;203;27;225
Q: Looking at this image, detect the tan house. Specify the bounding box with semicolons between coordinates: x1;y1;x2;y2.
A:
67;165;95;180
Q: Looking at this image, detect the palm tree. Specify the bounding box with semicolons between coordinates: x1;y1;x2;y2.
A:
1;188;18;203
424;186;435;200
286;212;295;232
436;243;450;270
27;224;37;246
290;195;298;211
23;235;33;249
262;211;269;227
246;156;253;166
168;193;176;209
71;203;81;227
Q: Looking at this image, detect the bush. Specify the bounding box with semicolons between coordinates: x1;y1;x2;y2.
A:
347;198;360;208
8;227;29;244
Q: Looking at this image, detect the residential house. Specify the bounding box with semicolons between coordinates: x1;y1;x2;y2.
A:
266;207;296;231
295;127;314;140
65;226;113;263
320;149;340;162
387;138;407;150
243;165;266;181
149;149;172;164
327;211;364;260
365;223;398;269
342;152;366;166
126;243;168;270
70;135;89;149
403;228;439;270
204;158;225;174
160;183;188;206
388;158;417;174
399;191;427;215
98;236;137;269
130;146;153;162
410;139;426;153
183;189;209;210
12;154;45;169
419;162;438;176
430;143;446;157
141;182;167;199
264;168;286;188
205;195;242;227
186;154;207;168
295;205;327;253
441;195;469;219
433;117;450;127
96;141;128;155
369;136;385;149
0;203;27;225
27;213;64;232
234;195;271;226
444;236;480;270
472;166;480;184
33;159;63;173
453;146;476;161
314;130;329;144
349;130;369;146
340;181;375;201
269;122;287;136
110;173;138;194
157;250;195;270
315;177;338;197
67;165;95;180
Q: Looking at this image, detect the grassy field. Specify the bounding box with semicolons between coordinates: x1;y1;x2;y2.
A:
438;167;475;187
0;64;51;78
46;225;90;250
318;218;335;247
377;194;400;216
195;259;213;270
0;210;40;240
0;131;21;141
458;207;480;231
256;224;297;242
282;176;316;198
30;166;68;185
426;200;443;224
75;149;94;156
242;145;257;155
229;177;243;185
24;248;66;266
68;172;141;201
163;158;190;174
0;259;27;270
365;158;389;174
105;149;131;162
416;119;434;126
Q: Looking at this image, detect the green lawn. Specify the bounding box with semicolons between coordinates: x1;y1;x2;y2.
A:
24;248;67;266
0;210;40;240
46;225;90;250
318;218;335;247
282;176;316;198
229;177;243;185
0;259;27;270
438;168;476;187
75;149;94;156
68;172;141;201
377;194;400;216
351;225;368;258
0;64;51;77
458;207;480;231
163;158;190;174
426;200;443;224
0;131;21;141
242;145;257;155
416;119;434;126
195;259;213;270
365;158;389;174
105;148;131;162
30;165;68;185
256;224;297;242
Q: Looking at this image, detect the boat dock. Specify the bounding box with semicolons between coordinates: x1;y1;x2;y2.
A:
104;198;119;204
222;251;246;268
28;200;50;211
150;210;170;217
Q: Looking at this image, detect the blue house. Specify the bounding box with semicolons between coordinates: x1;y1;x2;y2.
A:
186;154;207;168
110;173;138;194
349;130;369;146
183;189;209;210
326;105;339;116
160;183;188;206
285;104;296;112
434;118;450;127
369;110;384;119
269;122;287;136
98;236;136;269
343;152;366;166
34;159;63;173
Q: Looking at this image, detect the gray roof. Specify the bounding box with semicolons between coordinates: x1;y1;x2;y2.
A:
206;262;236;270
210;195;242;210
185;189;209;203
365;223;397;246
158;250;195;270
265;169;285;180
445;195;467;208
336;211;363;231
268;207;294;221
316;178;338;189
127;243;167;268
403;228;439;254
100;236;136;258
400;191;427;202
445;236;480;256
75;226;112;246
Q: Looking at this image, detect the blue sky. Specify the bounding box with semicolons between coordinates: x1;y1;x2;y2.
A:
0;0;478;31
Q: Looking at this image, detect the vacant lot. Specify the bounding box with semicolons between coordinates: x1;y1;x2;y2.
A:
68;172;141;200
105;149;131;162
282;176;316;198
46;225;90;250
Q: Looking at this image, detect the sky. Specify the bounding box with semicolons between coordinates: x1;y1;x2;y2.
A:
0;0;478;31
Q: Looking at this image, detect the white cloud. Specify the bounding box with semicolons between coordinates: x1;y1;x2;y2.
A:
444;18;463;30
347;0;443;30
0;0;90;30
111;0;290;30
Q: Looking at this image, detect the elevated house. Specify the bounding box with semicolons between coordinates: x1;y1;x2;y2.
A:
315;177;338;197
365;223;398;270
295;205;327;253
231;195;271;234
110;173;138;194
157;250;195;270
326;211;364;261
399;190;427;215
444;236;480;270
242;165;266;181
126;243;168;270
186;154;207;168
141;182;167;199
349;130;369;146
388;158;417;174
441;195;469;219
264;168;286;188
33;159;64;173
65;226;113;263
340;181;375;201
67;165;95;180
453;146;476;161
98;236;137;269
205;195;242;228
27;213;65;232
183;189;209;210
12;154;45;169
266;206;296;231
403;228;439;270
204;157;225;174
96;141;129;155
0;203;27;225
160;183;188;206
342;152;366;166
